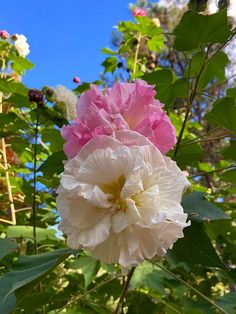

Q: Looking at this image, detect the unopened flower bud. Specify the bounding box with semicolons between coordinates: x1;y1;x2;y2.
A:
0;30;10;39
73;76;80;84
42;86;56;102
132;7;147;17
28;89;44;106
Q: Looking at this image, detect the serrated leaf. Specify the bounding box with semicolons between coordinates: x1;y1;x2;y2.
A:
0;238;18;260
182;191;229;222
167;222;227;269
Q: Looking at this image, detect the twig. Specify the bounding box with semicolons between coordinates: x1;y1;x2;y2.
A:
115;267;136;314
180;132;232;147
189;162;236;179
180;127;222;145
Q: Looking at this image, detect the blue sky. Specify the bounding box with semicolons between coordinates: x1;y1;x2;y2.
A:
0;0;132;89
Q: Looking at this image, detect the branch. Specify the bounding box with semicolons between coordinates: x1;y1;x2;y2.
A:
115;267;136;314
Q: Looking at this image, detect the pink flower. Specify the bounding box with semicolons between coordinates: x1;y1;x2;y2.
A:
62;80;176;159
132;7;147;17
0;30;10;39
73;76;80;84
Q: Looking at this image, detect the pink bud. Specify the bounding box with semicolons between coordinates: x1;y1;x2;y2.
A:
132;7;147;17
0;30;10;39
73;76;80;84
182;170;189;177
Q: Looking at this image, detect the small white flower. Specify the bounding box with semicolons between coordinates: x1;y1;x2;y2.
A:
57;131;190;268
14;34;30;58
54;85;77;121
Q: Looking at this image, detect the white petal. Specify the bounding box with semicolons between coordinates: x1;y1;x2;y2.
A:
79;214;111;247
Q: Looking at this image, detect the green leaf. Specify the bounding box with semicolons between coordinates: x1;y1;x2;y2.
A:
127;291;158;314
220;169;236;185
0;238;18;260
174;142;203;168
227;88;236;98
167;222;227;269
205;97;236;132
118;21;139;32
6;94;32;108
142;69;174;104
216;293;236;314
71;255;99;288
182;191;229;222
41;128;64;152
73;80;101;95
188;51;228;89
100;47;117;55
102;57;118;73
0;248;72;314
131;261;171;293
174;9;232;51
0;79;28;95
38;151;66;177
147;33;164;52
222;141;236;161
11;55;34;74
6;226;59;242
142;70;188;107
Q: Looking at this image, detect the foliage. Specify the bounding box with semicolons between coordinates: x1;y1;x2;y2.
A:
1;1;236;313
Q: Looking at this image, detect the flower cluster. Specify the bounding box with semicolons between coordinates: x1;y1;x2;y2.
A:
57;80;190;269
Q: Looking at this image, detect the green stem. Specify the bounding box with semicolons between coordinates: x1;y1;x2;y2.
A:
33;114;40;254
154;263;228;314
180;132;232;147
115;267;136;314
133;33;142;76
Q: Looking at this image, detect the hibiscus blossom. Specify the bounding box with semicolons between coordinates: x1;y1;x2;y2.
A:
57;131;190;268
62;80;176;159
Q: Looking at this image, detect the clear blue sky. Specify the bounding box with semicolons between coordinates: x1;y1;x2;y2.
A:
0;0;132;89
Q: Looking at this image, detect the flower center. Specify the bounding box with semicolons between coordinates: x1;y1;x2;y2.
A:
101;175;127;211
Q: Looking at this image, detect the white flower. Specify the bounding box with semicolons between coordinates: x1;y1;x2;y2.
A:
57;131;190;268
54;85;77;121
14;34;30;58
